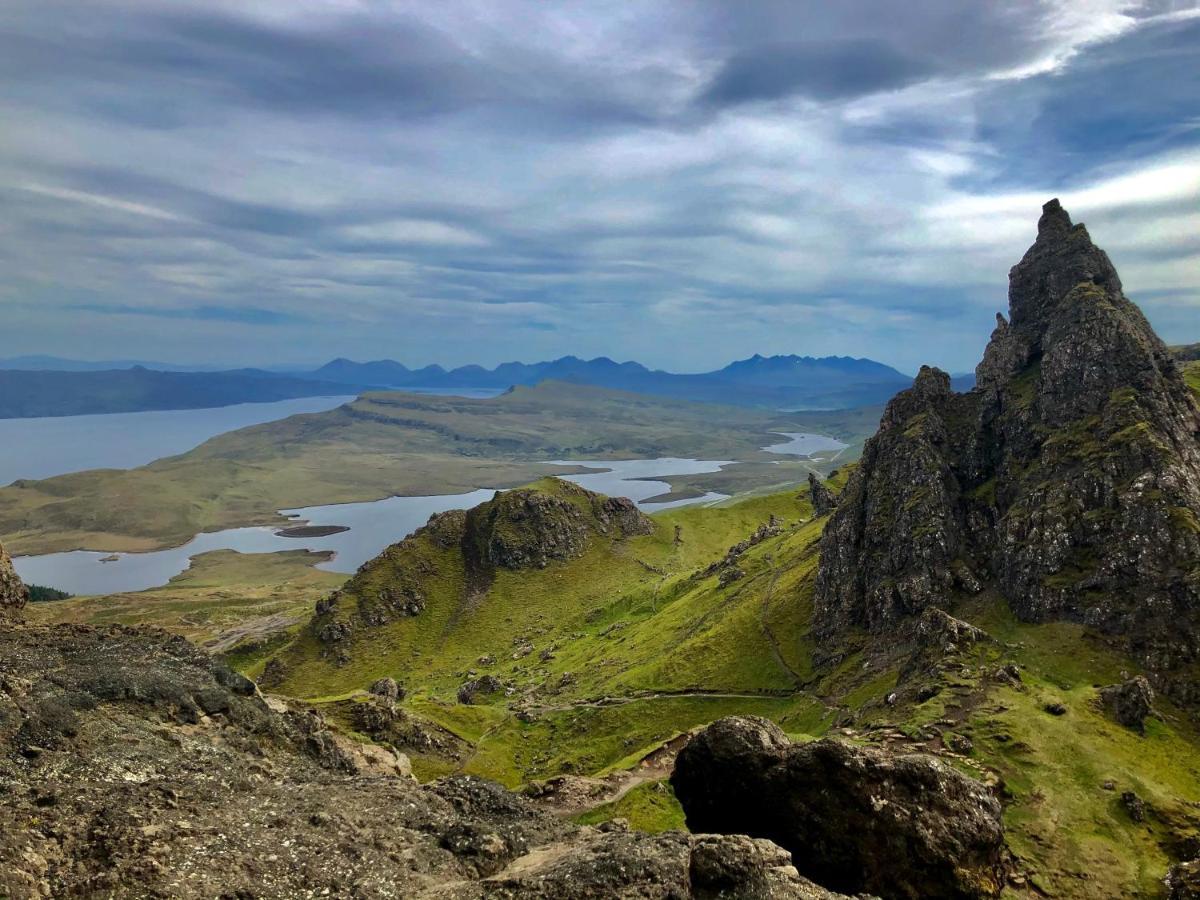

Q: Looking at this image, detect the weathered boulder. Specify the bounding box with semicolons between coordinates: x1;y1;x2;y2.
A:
458;674;505;705
369;676;404;702
814;201;1200;704
671;716;1009;899
808;473;838;516
467;830;852;899
0;539;28;619
1100;675;1155;732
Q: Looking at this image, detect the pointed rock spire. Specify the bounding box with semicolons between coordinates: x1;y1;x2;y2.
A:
814;201;1200;704
1037;197;1072;236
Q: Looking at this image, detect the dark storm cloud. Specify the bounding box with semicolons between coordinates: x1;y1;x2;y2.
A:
700;40;935;106
0;1;1197;372
974;15;1200;187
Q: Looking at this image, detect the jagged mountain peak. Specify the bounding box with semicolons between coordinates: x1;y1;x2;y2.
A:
815;201;1200;704
1009;197;1122;329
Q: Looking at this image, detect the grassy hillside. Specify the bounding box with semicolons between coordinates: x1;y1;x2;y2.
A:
26;549;343;660
32;468;1200;897
247;474;1200;898
0;382;860;555
1184;359;1200;399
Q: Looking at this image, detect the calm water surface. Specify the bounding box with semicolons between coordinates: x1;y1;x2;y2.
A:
12;457;733;595
0;387;505;485
10;411;837;596
0;396;356;484
763;432;848;457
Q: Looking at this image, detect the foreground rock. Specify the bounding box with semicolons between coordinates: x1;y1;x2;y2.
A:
0;539;27;617
814;201;1200;703
671;716;1010;899
0;622;844;898
1167;859;1200;899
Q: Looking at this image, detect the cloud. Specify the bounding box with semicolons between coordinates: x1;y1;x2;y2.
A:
699;40;934;106
68;303;309;326
0;0;1196;373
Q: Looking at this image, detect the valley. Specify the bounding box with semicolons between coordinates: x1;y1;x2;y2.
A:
0;382;857;557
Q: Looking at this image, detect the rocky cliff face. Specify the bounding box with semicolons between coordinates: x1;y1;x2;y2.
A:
0;539;28;619
815;201;1200;702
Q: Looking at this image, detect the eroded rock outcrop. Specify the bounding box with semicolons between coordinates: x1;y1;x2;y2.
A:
814;201;1200;702
808;473;838;516
0;539;28;619
0;624;845;899
464;484;652;570
308;480;653;660
670;716;1010;899
1167;859;1200;899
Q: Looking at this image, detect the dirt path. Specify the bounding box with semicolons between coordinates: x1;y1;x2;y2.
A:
521;731;695;819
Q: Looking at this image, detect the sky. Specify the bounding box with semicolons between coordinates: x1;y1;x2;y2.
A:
1;0;1198;375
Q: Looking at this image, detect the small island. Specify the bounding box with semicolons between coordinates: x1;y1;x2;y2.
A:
274;524;350;538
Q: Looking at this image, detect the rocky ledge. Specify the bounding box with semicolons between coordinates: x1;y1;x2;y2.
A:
0;620;845;899
0;539;28;617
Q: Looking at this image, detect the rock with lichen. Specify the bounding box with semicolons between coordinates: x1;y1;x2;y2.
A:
1100;675;1156;733
814;200;1200;704
808;473;838;516
0;540;27;620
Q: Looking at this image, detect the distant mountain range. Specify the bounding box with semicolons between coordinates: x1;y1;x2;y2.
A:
306;353;916;409
0;368;361;419
0;352;933;417
0;355;230;372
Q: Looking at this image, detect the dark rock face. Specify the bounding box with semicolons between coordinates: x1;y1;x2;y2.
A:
808;473;838;515
465;484;653;571
1167;859;1200;899
0;540;28;619
0;624;841;899
458;674;505;705
671;716;1009;899
1100;675;1156;732
814;201;1200;702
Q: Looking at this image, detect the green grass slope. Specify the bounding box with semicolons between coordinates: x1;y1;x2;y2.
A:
26;549;344;663
252;469;1200;898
